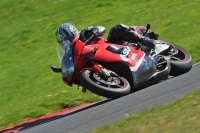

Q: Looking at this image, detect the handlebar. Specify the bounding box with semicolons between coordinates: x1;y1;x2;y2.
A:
85;34;95;45
85;28;100;45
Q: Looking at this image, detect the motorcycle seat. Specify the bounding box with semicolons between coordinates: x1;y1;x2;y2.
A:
106;45;124;54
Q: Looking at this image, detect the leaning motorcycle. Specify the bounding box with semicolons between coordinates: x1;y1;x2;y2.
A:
50;24;192;98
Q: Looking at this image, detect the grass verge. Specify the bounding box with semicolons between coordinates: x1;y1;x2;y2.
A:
89;90;200;133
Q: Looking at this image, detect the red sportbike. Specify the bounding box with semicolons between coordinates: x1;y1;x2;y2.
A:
51;24;192;98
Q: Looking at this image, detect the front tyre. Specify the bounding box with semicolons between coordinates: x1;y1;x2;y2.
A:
80;70;131;98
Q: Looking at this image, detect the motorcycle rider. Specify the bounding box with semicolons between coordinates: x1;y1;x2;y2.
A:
107;23;155;49
55;22;155;50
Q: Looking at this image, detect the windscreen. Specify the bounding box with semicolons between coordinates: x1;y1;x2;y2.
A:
56;45;75;78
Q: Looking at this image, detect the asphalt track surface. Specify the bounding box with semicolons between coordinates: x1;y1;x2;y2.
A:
19;63;200;133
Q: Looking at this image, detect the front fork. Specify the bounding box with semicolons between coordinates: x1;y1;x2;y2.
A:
78;61;103;93
79;61;118;93
88;61;118;78
90;61;103;73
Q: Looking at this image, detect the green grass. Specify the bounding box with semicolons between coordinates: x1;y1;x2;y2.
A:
0;0;200;130
89;90;200;133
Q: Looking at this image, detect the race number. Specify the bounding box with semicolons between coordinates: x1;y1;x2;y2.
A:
122;46;131;56
120;46;131;61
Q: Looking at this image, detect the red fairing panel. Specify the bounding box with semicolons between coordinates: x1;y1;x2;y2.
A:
127;47;145;67
92;44;123;62
81;39;145;68
73;40;85;65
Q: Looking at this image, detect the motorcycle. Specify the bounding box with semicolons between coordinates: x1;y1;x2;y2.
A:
50;24;192;98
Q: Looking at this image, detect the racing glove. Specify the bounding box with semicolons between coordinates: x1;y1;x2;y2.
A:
129;29;155;49
141;37;155;49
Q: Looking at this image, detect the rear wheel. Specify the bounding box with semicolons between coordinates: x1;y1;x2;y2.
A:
156;40;192;76
80;70;131;98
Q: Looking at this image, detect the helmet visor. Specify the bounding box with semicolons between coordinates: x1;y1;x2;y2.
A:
57;32;71;43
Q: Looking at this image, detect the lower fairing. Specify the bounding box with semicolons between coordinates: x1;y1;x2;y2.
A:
130;55;170;89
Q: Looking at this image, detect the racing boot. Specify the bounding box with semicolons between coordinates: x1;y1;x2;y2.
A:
131;29;155;50
127;36;155;50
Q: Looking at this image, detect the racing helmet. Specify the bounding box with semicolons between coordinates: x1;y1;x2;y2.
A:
55;23;79;50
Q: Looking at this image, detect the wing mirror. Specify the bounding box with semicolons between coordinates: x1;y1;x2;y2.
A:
50;65;62;73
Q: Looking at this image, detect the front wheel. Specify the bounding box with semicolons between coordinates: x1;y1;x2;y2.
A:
80;70;131;98
156;40;192;76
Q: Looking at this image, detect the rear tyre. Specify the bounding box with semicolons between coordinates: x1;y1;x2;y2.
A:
80;70;131;98
156;40;192;76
